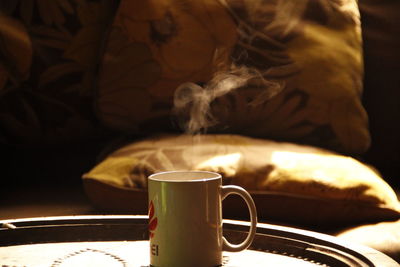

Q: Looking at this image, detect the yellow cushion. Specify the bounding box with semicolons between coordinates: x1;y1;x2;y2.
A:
83;134;400;226
96;0;369;154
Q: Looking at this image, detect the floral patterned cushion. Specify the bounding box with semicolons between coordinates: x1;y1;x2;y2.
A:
96;0;370;154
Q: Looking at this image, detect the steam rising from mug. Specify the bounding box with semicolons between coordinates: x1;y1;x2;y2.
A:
173;66;284;134
171;0;317;134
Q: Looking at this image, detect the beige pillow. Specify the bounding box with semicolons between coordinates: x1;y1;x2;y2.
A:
83;134;400;226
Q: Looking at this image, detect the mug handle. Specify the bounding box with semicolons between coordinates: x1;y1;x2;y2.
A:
221;185;258;252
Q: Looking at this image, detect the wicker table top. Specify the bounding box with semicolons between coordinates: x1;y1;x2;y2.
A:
0;215;398;267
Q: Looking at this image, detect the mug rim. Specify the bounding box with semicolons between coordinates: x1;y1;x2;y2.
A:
148;170;221;183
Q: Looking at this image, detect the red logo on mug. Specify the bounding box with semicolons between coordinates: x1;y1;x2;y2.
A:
148;200;158;239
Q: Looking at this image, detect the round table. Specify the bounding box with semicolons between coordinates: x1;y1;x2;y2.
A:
0;215;398;266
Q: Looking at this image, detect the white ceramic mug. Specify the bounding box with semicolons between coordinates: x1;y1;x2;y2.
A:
148;171;257;267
